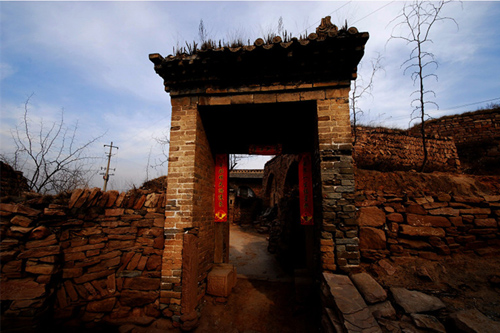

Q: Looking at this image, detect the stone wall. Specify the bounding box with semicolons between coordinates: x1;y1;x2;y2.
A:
0;161;30;197
0;188;169;331
353;126;460;172
355;188;500;262
412;108;500;174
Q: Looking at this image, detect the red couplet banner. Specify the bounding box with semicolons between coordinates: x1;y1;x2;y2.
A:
214;154;228;222
299;152;314;225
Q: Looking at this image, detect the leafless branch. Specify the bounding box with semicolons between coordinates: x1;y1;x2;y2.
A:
5;97;104;194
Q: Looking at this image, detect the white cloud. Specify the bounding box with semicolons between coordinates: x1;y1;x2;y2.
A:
2;1;500;190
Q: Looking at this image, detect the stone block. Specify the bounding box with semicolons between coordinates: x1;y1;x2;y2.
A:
391;287;445;313
358;207;385;227
350;272;387;304
206;264;237;297
400;225;445;238
359;227;386;250
322;273;381;332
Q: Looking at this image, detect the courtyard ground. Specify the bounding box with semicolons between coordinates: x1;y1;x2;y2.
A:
195;224;320;333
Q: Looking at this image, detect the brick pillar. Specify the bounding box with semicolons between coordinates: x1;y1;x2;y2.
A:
317;90;359;272
161;96;216;321
161;97;198;316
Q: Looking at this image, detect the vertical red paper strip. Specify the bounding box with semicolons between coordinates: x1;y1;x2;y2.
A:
214;154;228;222
299;152;314;225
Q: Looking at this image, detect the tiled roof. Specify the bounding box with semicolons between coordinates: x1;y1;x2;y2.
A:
149;16;369;93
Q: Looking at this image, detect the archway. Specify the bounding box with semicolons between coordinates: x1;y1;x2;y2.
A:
149;17;368;326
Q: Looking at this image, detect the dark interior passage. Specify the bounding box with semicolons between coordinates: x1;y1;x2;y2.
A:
199;101;318;154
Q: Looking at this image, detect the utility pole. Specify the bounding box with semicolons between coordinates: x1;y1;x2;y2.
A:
101;142;119;191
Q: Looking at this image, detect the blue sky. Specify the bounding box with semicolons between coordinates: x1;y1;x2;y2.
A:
1;1;499;191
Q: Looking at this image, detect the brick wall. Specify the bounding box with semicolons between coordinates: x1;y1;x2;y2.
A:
317;94;359;272
353;126;460;172
0;188;167;331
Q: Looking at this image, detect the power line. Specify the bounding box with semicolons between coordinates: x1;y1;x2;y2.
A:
352;1;397;25
437;97;500;112
300;1;353;35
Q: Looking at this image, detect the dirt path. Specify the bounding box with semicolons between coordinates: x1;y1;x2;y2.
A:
195;224;320;333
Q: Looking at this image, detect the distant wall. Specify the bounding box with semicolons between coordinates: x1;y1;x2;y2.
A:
0;188;168;331
411;108;500;174
353;126;460;172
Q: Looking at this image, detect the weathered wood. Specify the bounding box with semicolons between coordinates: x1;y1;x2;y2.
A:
214;222;230;264
181;233;199;314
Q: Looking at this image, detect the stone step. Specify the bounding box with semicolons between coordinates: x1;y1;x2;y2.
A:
322;273;382;333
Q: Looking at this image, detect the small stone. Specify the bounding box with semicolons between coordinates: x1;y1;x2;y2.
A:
28;226;51;240
86;297;116;312
411;313;446;333
10;215;33;227
378;259;397;276
369;301;397;319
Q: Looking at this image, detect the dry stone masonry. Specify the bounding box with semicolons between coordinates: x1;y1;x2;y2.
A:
0;188;169;331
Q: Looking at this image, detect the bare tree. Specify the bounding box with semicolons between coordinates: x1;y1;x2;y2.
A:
149;132;170;174
229;154;250;171
2;95;104;194
350;54;383;145
390;0;458;171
